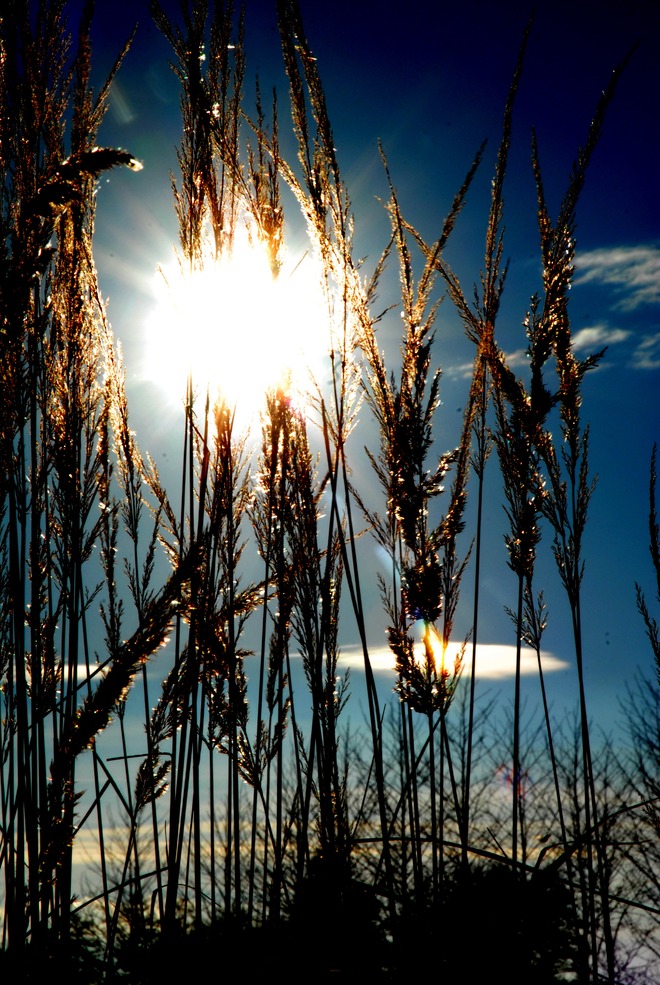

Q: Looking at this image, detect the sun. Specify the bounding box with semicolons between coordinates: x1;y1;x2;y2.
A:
143;222;330;427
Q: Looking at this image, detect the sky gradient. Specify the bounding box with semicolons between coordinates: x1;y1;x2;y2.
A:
81;0;660;740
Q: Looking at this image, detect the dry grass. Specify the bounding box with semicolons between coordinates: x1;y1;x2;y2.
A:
1;2;658;982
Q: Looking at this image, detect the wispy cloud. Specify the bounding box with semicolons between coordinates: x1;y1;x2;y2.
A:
495;326;630;374
571;317;660;372
571;324;631;351
450;324;633;379
445;244;659;379
339;642;569;680
109;81;137;126
501;348;528;369
574;244;660;310
450;360;479;380
630;332;660;370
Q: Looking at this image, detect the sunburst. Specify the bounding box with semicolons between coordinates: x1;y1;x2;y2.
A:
143;222;330;428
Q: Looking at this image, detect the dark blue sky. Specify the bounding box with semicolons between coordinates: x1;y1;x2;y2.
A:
78;0;660;736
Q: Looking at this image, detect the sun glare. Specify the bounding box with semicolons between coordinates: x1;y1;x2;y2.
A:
143;224;330;427
339;641;570;680
418;622;446;674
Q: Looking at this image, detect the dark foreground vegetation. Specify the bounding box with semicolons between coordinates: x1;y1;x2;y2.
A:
1;1;658;981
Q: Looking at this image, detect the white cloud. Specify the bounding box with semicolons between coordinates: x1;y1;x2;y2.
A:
339;642;569;680
495;327;628;375
574;244;660;310
630;332;660;370
449;360;480;380
450;326;631;383
571;324;630;351
501;348;529;368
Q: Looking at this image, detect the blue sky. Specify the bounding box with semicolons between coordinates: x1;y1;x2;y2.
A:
81;0;660;741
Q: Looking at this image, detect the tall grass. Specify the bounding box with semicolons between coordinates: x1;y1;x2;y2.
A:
0;0;195;967
1;1;657;982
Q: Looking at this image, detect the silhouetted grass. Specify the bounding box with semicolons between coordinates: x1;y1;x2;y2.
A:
1;2;658;983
